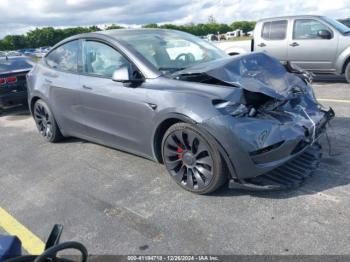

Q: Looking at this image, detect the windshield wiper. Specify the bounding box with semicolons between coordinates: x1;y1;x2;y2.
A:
158;67;186;73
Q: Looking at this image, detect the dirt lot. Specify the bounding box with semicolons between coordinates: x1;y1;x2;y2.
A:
0;79;349;255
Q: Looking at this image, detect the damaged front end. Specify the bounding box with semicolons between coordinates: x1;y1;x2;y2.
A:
173;52;334;190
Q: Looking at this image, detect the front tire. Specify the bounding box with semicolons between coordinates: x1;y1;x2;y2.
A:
345;62;350;84
33;99;63;143
161;123;226;194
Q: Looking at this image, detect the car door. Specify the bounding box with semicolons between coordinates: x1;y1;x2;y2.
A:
255;19;289;62
43;40;87;135
77;39;156;156
287;18;338;71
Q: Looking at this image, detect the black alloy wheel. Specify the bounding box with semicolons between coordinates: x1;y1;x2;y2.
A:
33;100;63;142
162;123;226;194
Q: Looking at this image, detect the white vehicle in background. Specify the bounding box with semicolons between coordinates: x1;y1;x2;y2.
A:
206;34;218;41
225;29;244;39
215;15;350;83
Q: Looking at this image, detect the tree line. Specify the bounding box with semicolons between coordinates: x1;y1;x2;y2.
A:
0;21;256;51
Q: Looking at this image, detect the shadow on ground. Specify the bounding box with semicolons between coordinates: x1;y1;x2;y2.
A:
0;104;30;118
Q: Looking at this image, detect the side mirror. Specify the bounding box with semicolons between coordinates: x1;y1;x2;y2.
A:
317;29;332;39
112;66;131;83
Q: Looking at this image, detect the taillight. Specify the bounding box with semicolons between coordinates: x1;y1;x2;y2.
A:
0;78;5;85
6;76;17;84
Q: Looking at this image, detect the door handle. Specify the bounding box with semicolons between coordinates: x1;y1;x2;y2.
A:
82;85;93;90
44;78;52;84
257;43;266;47
289;42;299;47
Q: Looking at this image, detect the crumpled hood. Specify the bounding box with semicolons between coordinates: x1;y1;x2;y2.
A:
173;52;306;100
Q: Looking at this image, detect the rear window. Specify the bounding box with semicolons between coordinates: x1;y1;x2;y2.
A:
262;20;288;40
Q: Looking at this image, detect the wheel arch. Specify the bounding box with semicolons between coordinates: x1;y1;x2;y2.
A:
153;114;196;164
29;96;43;115
335;47;350;74
342;55;350;74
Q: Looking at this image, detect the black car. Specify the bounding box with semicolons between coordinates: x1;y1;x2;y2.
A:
0;56;33;109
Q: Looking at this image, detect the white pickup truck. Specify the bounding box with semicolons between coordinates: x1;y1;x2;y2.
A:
215;15;350;83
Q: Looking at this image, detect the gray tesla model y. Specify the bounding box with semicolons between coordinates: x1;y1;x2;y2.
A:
27;29;334;194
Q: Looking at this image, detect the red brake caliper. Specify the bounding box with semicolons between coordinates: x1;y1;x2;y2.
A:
177;145;183;159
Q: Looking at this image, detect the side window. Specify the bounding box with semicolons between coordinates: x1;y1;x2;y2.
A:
262;20;287;40
293;19;332;39
46;41;79;72
83;41;131;78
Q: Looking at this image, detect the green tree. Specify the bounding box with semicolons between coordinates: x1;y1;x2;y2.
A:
230;21;256;33
142;23;158;28
105;24;124;30
0;21;257;51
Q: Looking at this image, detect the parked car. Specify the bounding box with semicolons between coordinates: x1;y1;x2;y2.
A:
21;49;36;56
207;34;218;41
0;56;34;109
6;51;22;57
27;29;333;194
215;15;350;83
226;29;244;39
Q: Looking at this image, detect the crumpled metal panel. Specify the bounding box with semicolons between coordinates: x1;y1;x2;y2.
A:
174;52;308;100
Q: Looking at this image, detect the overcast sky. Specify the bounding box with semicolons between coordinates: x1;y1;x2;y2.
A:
0;0;349;38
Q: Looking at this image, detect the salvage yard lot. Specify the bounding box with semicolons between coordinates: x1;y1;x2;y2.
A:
0;79;350;255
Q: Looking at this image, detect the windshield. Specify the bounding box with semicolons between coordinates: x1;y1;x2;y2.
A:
116;30;228;74
321;16;350;34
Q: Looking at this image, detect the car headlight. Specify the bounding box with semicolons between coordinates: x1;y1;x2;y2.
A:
212;99;253;116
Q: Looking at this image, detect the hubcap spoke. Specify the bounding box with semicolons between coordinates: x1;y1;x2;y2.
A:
186;132;197;152
195;166;213;184
194;142;208;157
196;155;213;166
174;131;187;149
186;168;194;188
192;168;205;188
165;158;182;169
173;165;186;182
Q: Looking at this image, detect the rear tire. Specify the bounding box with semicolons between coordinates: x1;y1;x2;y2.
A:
345;62;350;84
33;99;63;143
161;122;227;194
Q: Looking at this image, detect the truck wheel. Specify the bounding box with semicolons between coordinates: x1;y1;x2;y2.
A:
346;62;350;84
